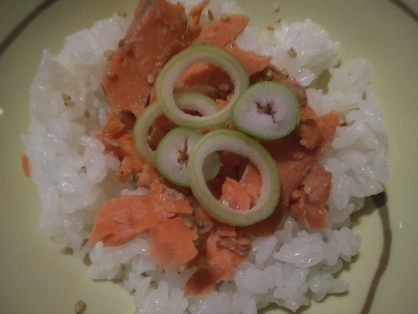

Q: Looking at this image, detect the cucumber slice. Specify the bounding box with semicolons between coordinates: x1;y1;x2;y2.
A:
156;44;250;129
155;127;221;187
188;129;280;226
231;81;300;140
133;93;220;167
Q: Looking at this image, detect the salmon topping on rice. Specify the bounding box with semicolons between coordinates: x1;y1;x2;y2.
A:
86;0;342;296
21;0;391;311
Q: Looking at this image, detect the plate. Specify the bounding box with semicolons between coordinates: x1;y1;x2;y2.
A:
0;0;417;313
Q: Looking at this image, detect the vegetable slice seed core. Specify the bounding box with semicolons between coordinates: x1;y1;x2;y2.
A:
231;81;300;140
155;127;221;187
188;129;280;226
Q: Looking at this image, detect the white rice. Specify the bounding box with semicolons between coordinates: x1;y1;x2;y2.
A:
22;0;389;313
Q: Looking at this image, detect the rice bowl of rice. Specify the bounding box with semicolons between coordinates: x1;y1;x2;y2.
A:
1;0;418;313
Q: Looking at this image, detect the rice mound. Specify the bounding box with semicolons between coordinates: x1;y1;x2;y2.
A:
22;0;389;313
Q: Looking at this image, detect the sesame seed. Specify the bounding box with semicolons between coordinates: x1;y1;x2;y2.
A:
194;216;203;228
178;265;187;273
127;174;134;182
218;83;230;92
74;300;86;314
62;93;71;101
288;47;297;58
267;25;274;31
197;221;214;235
273;2;280;13
84;110;90;118
221;13;230;21
293;152;305;160
103;49;114;59
107;71;116;78
147;74;155;84
118;38;126;47
118;38;130;52
281;68;289;77
117;11;127;17
341;120;355;127
304;185;312;194
208;9;214;21
181;12;187;23
265;69;273;80
182;218;194;229
64;100;75;107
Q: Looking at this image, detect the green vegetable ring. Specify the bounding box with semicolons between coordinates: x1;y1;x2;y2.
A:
133;93;220;166
231;81;300;140
188;129;281;226
155;127;221;187
156;44;250;129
